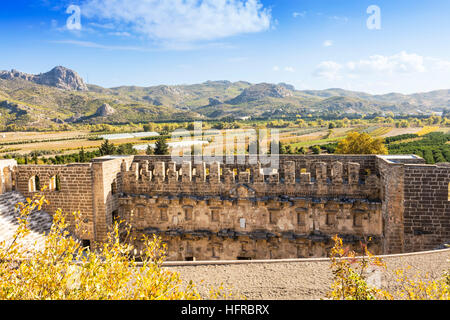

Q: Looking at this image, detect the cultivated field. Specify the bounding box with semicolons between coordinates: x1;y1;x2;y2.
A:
0;124;448;159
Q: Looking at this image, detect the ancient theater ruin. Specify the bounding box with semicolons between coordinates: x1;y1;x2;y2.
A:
0;154;449;261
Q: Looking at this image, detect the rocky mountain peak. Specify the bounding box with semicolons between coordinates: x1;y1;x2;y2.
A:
95;103;116;117
0;66;88;91
226;83;293;104
36;66;88;91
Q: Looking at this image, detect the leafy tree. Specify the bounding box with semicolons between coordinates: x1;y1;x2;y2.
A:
116;143;137;155
31;151;39;164
146;144;155;155
79;147;86;162
154;136;169;155
99;139;116;156
335;132;388;155
295;119;307;128
143;123;155;132
311;145;321;154
396;120;410;128
284;145;293;154
442;118;450;127
295;146;308;155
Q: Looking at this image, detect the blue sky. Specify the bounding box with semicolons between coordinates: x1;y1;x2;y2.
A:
0;0;449;94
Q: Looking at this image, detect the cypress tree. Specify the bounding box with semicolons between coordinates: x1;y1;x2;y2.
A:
154;136;169;155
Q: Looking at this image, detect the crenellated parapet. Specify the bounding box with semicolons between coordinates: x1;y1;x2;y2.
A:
120;159;381;200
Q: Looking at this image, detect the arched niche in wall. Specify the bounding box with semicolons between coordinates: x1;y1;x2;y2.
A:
111;180;117;195
28;175;40;192
49;175;61;191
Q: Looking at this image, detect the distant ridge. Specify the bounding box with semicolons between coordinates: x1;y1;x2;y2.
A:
0;66;448;129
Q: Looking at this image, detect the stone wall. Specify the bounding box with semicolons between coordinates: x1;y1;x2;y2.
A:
403;163;450;251
15;164;95;240
3;153;448;260
377;157;405;254
13;156;134;244
139;234;381;261
120;194;383;259
91;156;134;242
122;158;380;200
119;155;384;260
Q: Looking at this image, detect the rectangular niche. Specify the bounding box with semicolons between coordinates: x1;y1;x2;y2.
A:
296;208;308;226
269;209;279;224
211;208;221;222
183;206;193;221
159;206;168;221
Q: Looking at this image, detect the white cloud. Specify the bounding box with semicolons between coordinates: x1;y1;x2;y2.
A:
329;15;348;23
323;40;333;47
293;11;306;18
314;52;434;81
313;61;342;80
427;57;450;71
52;39;234;52
228;57;248;63
312;52;450;93
346;51;426;74
81;0;272;42
273;66;295;72
51;40;153;51
108;31;132;37
88;22;116;30
284;66;295;72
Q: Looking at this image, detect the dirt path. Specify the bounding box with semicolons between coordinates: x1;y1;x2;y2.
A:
166;249;450;300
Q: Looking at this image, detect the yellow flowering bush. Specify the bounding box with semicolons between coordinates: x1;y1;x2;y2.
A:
327;235;392;300
0;192;206;300
327;235;449;300
393;268;450;300
335;132;388;155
